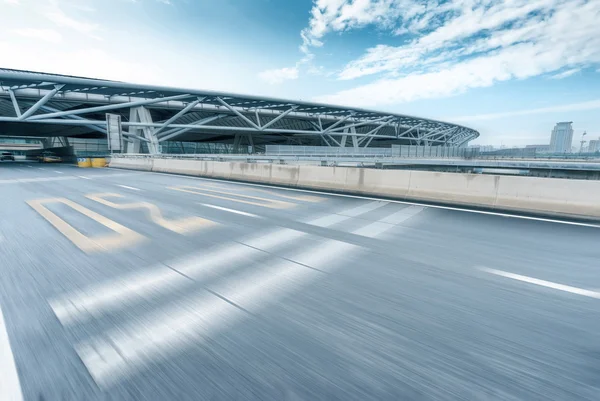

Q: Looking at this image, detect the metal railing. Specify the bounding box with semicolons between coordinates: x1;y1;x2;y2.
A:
110;153;600;171
264;144;476;158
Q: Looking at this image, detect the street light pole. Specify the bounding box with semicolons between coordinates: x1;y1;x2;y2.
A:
579;131;587;154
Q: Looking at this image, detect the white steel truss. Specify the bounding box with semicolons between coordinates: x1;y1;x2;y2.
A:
0;68;479;153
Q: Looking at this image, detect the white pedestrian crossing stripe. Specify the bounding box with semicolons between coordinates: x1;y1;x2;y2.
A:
48;201;427;387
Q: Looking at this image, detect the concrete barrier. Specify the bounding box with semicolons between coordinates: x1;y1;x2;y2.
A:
109;157;600;220
268;164;300;187
407;171;499;207
229;162;269;183
110;157;153;171
345;168;411;198
297;165;349;191
210;161;232;180
153;159;206;176
495;175;600;219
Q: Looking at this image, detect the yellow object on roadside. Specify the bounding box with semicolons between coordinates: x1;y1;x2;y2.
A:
91;158;107;168
77;157;92;168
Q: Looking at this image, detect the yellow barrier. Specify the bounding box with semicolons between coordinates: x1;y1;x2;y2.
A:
77;157;92;168
91;158;107;168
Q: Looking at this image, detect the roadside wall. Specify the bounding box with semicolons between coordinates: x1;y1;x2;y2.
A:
109;157;600;220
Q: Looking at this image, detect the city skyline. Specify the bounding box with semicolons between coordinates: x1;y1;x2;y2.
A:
474;122;599;152
2;0;600;147
470;124;599;152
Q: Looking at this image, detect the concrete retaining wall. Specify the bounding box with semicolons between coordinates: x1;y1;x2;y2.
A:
110;157;154;171
110;157;600;220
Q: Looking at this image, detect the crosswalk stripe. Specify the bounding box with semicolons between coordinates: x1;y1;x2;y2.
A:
48;200;391;325
378;205;425;224
353;205;426;237
352;221;394;237
49;229;303;325
339;200;388;217
76;238;357;387
308;200;388;227
52;201;428;387
76;200;408;387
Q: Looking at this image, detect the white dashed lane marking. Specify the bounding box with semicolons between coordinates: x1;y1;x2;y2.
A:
479;267;600;299
117;185;141;191
200;203;259;218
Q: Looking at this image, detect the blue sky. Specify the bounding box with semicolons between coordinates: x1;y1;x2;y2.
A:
2;0;600;147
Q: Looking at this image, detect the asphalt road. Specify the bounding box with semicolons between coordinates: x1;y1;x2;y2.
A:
1;160;600;401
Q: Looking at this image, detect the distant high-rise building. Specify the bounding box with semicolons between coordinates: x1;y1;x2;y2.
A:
589;138;600;153
549;122;574;153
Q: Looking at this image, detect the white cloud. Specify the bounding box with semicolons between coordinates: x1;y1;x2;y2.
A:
13;28;63;43
258;66;299;85
44;7;99;36
316;0;600;107
448;99;600;122
337;0;562;80
300;0;425;55
72;4;96;12
296;0;427;74
3;0;20;4
550;68;581;79
0;39;163;84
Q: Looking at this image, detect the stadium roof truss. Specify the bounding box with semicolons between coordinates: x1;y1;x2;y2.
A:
0;69;479;151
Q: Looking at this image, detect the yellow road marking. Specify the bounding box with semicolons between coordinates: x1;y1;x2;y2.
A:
168;186;294;209
86;193;215;235
27;198;145;253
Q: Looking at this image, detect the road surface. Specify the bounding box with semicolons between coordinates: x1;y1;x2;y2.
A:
1;161;599;400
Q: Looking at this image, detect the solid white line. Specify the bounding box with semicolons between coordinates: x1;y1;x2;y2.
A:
144;170;600;229
117;185;140;191
200;203;258;218
479;267;600;299
53;171;64;174
78;176;91;180
0;306;24;401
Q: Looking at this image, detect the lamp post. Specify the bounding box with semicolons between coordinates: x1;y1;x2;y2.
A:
579;131;587;154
